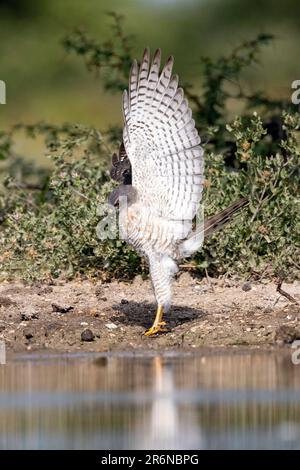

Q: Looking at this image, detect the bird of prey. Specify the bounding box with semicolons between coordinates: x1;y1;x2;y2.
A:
109;49;247;336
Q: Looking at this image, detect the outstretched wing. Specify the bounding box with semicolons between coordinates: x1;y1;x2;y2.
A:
122;48;204;225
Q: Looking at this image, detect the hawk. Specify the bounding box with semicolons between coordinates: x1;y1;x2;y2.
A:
109;49;247;336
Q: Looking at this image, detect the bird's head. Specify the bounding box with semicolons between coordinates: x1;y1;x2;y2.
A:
110;157;132;185
110;142;132;185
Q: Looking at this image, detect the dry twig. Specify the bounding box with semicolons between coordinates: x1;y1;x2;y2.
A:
276;279;299;306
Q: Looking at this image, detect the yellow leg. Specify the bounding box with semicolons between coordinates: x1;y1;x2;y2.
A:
144;305;168;336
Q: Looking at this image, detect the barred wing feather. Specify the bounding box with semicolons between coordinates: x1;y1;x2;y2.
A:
122;48;204;223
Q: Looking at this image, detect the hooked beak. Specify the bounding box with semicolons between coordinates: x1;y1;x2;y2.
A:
108;188;120;207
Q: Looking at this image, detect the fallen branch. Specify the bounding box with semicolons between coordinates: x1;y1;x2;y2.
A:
276;279;299;306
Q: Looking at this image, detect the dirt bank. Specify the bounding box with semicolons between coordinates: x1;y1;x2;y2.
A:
0;273;299;353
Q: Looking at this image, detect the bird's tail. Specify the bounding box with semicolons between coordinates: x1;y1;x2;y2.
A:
203;197;249;237
179;197;249;258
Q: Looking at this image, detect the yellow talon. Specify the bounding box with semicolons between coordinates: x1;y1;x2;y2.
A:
144;305;169;336
144;321;168;336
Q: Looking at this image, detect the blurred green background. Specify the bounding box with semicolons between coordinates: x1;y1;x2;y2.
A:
0;0;299;153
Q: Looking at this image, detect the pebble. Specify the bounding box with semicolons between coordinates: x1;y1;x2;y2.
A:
242;282;252;292
105;323;118;330
121;299;129;304
264;307;273;313
23;327;34;340
81;329;95;342
51;303;73;313
20;307;39;321
275;325;300;344
37;286;53;296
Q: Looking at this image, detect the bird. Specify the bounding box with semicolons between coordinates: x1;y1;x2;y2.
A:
108;48;248;336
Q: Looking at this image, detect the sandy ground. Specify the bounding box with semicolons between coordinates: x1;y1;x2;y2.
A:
0;273;299;353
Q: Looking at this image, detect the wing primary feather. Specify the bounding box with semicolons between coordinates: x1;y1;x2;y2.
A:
122;90;129;120
138;48;150;86
159;55;174;90
146;48;162;108
129;59;139;113
149;48;161;79
136;47;150;122
151;55;174;112
158;74;179;115
164;87;184;120
122;90;131;144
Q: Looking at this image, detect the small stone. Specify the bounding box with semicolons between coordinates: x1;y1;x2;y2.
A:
105;323;118;330
37;286;53;296
81;329;95;342
80;322;88;326
121;299;129;304
242;282;252;292
275;325;300;344
21;307;39;321
51;303;73;313
264;307;273;314
23;327;34;340
246;327;251;332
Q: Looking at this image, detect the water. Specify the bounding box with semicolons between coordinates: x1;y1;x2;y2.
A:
0;351;300;449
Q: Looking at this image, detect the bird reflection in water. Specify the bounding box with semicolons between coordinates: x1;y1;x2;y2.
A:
131;356;203;449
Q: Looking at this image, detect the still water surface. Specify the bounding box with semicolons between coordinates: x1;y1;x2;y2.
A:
0;351;300;449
